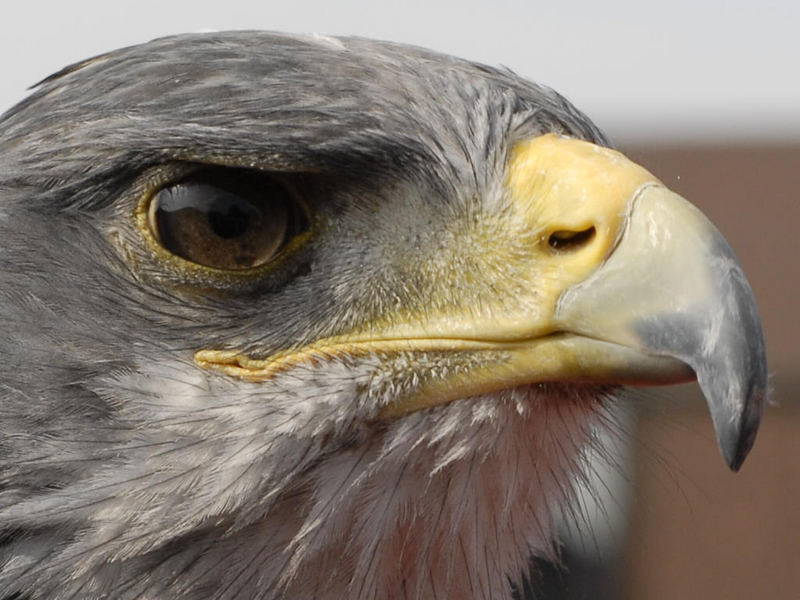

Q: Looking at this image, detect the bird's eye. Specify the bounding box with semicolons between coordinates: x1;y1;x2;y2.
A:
148;168;308;270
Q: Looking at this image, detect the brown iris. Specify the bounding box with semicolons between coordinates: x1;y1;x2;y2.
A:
148;168;308;270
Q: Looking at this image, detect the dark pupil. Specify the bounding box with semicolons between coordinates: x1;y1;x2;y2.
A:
209;202;251;239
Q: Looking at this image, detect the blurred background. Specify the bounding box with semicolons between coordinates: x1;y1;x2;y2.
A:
3;2;797;598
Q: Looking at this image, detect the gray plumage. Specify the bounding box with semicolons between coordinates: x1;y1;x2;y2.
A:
0;31;763;600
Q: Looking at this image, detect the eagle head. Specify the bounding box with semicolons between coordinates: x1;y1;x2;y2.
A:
0;32;766;600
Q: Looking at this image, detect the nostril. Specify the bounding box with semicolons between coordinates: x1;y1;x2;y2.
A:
548;226;596;251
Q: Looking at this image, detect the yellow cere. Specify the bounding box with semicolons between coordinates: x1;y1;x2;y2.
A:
505;133;659;287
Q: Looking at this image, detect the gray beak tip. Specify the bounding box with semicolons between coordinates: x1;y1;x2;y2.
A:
694;375;764;472
714;383;766;472
721;407;762;472
697;319;767;472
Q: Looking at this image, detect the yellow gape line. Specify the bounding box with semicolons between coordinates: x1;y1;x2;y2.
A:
194;339;502;381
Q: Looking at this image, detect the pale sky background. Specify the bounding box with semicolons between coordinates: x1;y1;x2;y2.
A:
2;0;798;144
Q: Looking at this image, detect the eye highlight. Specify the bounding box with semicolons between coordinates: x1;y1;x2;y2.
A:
147;168;308;270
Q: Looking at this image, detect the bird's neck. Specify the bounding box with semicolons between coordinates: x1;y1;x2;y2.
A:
266;389;598;600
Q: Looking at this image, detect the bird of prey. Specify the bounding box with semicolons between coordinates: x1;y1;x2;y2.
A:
0;32;766;600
